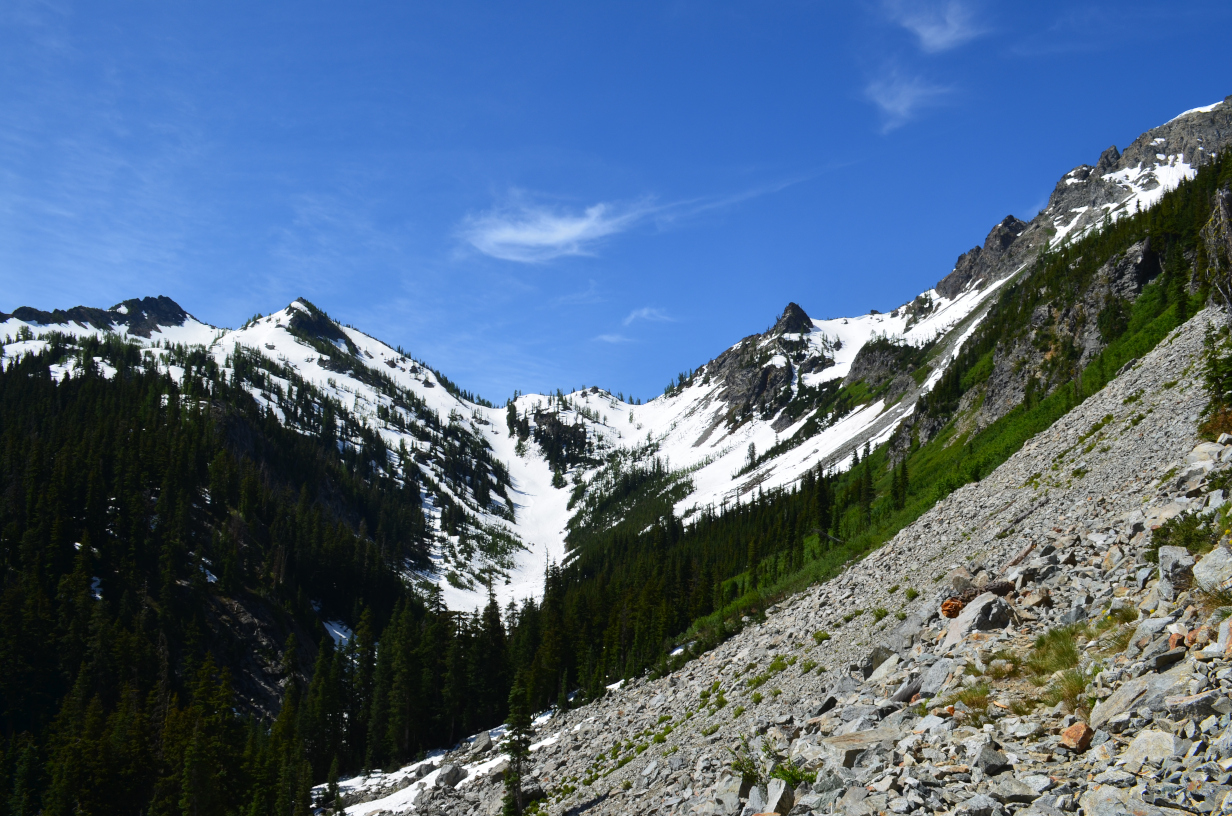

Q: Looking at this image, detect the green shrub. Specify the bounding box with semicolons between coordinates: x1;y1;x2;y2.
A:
1146;512;1218;564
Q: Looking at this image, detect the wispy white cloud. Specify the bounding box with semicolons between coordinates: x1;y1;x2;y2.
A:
594;333;633;344
622;306;671;326
459;174;822;264
885;1;984;53
460;194;656;263
551;279;605;307
865;70;951;132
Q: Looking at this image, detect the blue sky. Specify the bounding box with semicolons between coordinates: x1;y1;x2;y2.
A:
2;2;1230;402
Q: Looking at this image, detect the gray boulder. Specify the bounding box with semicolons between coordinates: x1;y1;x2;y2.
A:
919;657;957;697
765;777;795;814
1195;546;1232;592
942;593;1011;650
435;763;466;788
1157;545;1195;599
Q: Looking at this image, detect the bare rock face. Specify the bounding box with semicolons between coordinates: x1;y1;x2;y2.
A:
936;216;1028;299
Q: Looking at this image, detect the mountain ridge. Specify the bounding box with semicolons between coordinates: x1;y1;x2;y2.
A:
4;97;1232;612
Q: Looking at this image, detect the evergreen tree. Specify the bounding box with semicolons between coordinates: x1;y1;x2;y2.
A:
501;672;532;816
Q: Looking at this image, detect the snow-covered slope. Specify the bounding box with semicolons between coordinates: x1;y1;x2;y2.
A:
5;97;1230;613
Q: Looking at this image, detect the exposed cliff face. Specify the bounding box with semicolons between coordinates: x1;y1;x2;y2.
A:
965;240;1165;436
840;337;929;407
936;216;1028;299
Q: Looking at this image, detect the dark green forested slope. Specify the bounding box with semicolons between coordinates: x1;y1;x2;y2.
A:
0;337;513;815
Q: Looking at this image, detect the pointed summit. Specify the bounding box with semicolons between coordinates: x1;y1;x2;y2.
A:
772;302;813;335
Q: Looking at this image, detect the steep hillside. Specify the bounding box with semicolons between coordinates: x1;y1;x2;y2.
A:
326;308;1232;816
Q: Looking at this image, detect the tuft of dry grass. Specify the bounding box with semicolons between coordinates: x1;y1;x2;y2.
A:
1040;668;1095;714
1025;624;1084;678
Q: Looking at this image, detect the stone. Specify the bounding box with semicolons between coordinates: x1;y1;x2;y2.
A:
714;775;745;814
765;777;795;814
469;730;493;756
942;593;1011;650
837;786;868;812
818;727;902;768
1079;786;1169;816
743;784;767;816
989;776;1039;804
954;793;1001;816
1090;677;1147;731
948;566;975;593
1194;546;1232;592
1158;545;1195;585
435;763;466;788
851;793;888;816
1021;589;1052;608
1157;545;1195;599
1166;690;1223;720
867;652;900;683
1058;721;1093;752
1121;730;1186;773
1152;646;1187;670
971;744;1011;775
1092;768;1135;787
919;658;956;697
1018;775;1053;794
1187;441;1225;463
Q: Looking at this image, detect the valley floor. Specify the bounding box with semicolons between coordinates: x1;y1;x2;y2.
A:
329;308;1232;815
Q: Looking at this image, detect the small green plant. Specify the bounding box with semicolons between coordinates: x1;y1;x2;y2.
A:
799;659;817;673
621;780;632;791
732;705;746;718
872;607;889;622
905;587;919;601
729;736;764;788
894;611;907;620
888;584;900;594
842;609;864;623
657;714;672;724
701;723;719;736
770;688;782;697
769;762;816;788
812;630;831;644
1145;512;1218;564
751;691;763;704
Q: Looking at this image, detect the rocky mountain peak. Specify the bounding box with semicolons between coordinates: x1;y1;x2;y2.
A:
935;216;1028;299
772;302;813;336
1095;144;1122;175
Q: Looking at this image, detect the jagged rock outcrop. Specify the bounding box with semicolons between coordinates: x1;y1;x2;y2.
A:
693;302;834;433
0;295;197;338
936;216;1028;299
